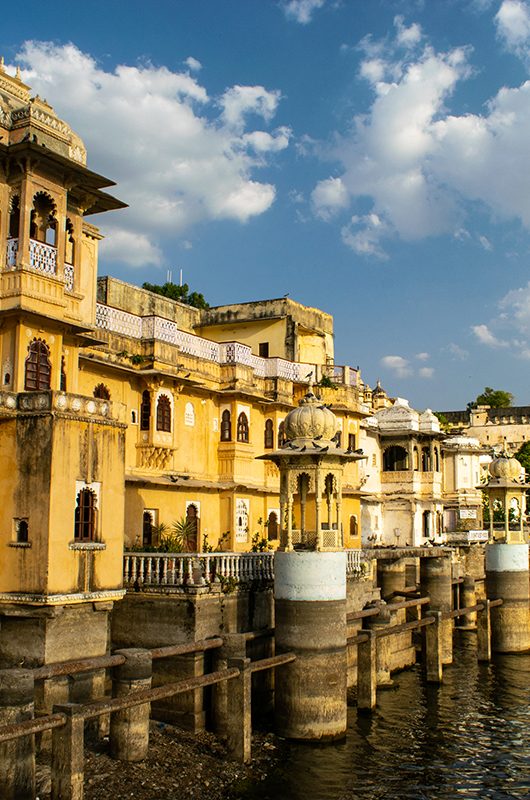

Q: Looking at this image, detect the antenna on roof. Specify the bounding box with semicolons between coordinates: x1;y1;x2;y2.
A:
180;268;183;287
166;269;172;284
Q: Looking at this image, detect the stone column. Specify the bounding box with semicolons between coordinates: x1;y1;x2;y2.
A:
485;543;530;652
286;491;294;551
377;558;406;601
110;648;152;762
274;551;347;740
0;669;35;800
420;556;453;664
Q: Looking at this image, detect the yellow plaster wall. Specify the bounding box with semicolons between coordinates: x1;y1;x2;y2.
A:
198;318;288;358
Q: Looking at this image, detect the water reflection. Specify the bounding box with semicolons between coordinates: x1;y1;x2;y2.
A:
234;635;530;800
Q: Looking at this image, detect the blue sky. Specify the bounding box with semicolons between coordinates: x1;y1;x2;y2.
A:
3;0;530;410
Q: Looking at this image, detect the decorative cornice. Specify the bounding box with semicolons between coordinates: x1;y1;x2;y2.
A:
0;589;125;605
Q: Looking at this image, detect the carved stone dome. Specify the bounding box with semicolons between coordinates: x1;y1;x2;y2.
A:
284;388;337;443
488;455;521;481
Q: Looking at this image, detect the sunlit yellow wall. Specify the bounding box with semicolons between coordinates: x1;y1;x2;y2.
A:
198;318;288;358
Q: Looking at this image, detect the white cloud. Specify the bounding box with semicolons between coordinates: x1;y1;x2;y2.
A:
282;0;325;24
100;228;163;268
471;324;509;347
341;214;390;259
446;342;469;360
495;0;530;61
380;355;412;378
394;16;423;49
185;56;202;72
499;280;530;333
241;127;291;153
312;20;530;256
220;85;281;129
478;235;493;251
15;42;288;268
415;352;429;361
419;366;434;378
311;177;349;220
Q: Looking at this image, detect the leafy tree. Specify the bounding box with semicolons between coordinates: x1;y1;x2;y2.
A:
142;281;209;309
468;387;514;410
514;442;530;480
433;411;450;430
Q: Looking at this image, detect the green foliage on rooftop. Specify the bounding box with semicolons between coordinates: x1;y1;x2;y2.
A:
142;281;209;309
468;387;514;410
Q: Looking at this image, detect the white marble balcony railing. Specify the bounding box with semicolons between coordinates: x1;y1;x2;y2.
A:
124;549;365;587
5;238;69;284
346;548;363;575
94;302;361;389
6;237;18;268
123;551;274;587
64;262;74;292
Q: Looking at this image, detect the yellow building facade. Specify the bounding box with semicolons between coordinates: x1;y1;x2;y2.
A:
0;67;368;670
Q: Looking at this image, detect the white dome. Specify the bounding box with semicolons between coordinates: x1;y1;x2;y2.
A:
488;456;522;481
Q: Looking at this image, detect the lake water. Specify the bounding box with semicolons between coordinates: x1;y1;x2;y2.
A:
235;635;530;800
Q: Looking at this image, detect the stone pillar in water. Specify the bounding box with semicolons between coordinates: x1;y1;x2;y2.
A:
274;550;347;740
486;543;530;653
420;556;453;664
377;557;407;600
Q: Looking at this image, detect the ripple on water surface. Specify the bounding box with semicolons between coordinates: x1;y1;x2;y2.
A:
234;637;530;800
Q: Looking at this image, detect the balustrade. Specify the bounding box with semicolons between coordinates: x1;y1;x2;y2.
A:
29;238;57;275
124;548;363;587
123;551;275;587
64;262;74;292
91;301;359;387
5;237;17;268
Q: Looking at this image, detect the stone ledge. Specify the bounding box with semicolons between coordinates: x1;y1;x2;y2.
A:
0;589;125;605
68;542;106;551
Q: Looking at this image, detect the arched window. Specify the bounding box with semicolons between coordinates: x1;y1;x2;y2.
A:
60;357;67;392
267;511;279;540
74;488;97;541
93;383;111;400
140;390;151;431
9;195;20;239
31;192;57;246
421;447;431;471
383;446;409;472
237;412;249;443
25;339;51;391
16;519;29;543
184;402;195;427
278;421;287;448
220;409;232;441
434;447;440;472
186;504;199;551
264;419;274;449
65;219;75;264
142;511;154;547
156;394;172;432
350;515;358;539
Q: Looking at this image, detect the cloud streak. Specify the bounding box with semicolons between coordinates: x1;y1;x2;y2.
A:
14;42;289;268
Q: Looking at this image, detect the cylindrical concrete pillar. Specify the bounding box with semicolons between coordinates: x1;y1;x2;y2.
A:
459;576;477;629
420;556;453;664
274;551;347;740
377;558;406;600
0;668;35;800
485;543;530;653
110;648;152;761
